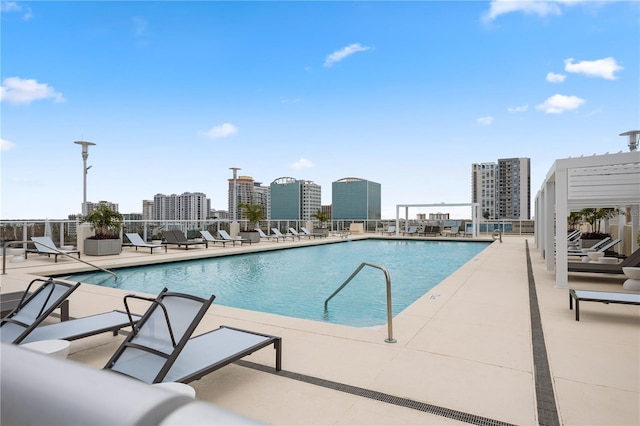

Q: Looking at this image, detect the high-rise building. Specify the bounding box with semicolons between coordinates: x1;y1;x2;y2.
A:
471;158;530;220
153;192;209;221
269;177;321;220
142;200;154;221
497;157;530;220
331;177;381;220
85;201;119;214
471;162;497;219
227;176;270;221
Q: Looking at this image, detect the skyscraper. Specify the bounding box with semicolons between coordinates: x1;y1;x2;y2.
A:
227;176;270;220
269;177;321;220
472;158;530;220
153;192;209;221
331;177;381;220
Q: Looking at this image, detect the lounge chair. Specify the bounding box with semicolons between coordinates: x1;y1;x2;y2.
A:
104;289;281;384
568;248;640;274
125;233;167;254
1;278;79;344
380;225;396;235
200;230;231;247
271;228;297;241
402;226;418;236
0;278;141;345
569;289;640;321
441;226;461;237
566;238;621;258
419;225;439;236
567;237;611;254
300;227;326;238
162;230;207;250
218;229;251;245
27;236;80;262
289;228;312;240
256;228;281;242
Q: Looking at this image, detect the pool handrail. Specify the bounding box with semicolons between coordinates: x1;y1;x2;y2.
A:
2;240;118;281
324;261;396;343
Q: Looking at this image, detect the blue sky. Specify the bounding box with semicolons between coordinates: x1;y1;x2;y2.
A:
1;0;638;220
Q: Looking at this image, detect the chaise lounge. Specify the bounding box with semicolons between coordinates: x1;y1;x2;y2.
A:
0;278;140;345
568;248;640;274
125;233;167;254
162;230;207;250
104;288;281;384
28;236;81;263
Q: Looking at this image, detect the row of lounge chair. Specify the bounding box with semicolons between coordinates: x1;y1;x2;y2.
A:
0;278;281;386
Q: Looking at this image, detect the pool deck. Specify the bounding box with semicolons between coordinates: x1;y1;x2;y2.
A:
1;234;639;425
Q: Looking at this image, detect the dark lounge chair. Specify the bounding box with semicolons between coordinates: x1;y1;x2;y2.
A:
162;230;207;250
568;248;640;274
1;278;140;345
104;289;281;384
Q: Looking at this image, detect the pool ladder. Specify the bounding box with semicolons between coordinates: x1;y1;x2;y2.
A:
324;262;396;343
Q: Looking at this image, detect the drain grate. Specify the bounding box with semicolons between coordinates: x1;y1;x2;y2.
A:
237;359;515;426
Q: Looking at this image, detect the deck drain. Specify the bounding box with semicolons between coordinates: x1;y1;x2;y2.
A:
237;359;514;426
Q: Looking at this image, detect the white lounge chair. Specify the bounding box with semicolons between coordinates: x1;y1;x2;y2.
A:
256;228;281;242
217;229;251;245
271;228;296;241
200;230;231;247
29;236;80;262
402;226;418;236
380;225;396;235
125;233;166;254
288;228;312;240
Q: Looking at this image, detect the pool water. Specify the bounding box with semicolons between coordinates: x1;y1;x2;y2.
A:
66;240;489;327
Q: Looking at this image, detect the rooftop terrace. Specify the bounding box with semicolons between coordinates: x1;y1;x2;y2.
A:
1;234;638;425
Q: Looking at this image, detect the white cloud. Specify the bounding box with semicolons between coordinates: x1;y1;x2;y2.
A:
546;72;566;83
507;104;529;113
476;116;494;125
564;57;623;80
482;0;562;22
324;43;371;67
290;157;315;170
200;123;238;139
132;16;148;36
1;1;33;20
0;77;65;104
1;138;16;151
536;94;585;114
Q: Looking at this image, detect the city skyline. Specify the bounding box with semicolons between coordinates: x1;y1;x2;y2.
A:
2;1;638;220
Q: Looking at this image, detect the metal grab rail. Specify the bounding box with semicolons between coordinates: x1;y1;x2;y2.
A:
324;262;396;343
2;240;118;280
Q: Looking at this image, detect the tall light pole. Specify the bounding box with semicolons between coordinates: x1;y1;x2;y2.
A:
619;130;640;152
229;167;241;222
74;141;96;216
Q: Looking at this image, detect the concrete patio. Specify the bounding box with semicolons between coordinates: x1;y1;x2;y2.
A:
1;234;638;425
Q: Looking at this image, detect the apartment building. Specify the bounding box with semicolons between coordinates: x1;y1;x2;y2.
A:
472;158;530;220
153;192;209;221
227;176;270;221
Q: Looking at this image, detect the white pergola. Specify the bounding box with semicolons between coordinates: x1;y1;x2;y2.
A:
395;203;480;237
535;151;640;288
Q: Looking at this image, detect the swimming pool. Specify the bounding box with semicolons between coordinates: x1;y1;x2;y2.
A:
66;240;490;327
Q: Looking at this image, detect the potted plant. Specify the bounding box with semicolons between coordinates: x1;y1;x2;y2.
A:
81;204;123;255
238;203;263;243
311;209;331;237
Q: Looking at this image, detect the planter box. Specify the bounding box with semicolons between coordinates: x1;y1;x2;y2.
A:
239;231;260;243
84;238;122;256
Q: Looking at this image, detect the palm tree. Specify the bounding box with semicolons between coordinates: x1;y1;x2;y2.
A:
238;203;264;230
311;209;331;228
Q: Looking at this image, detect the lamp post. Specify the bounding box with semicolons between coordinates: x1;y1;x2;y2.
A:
74;141;96;216
229;167;241;222
619;130;640;152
